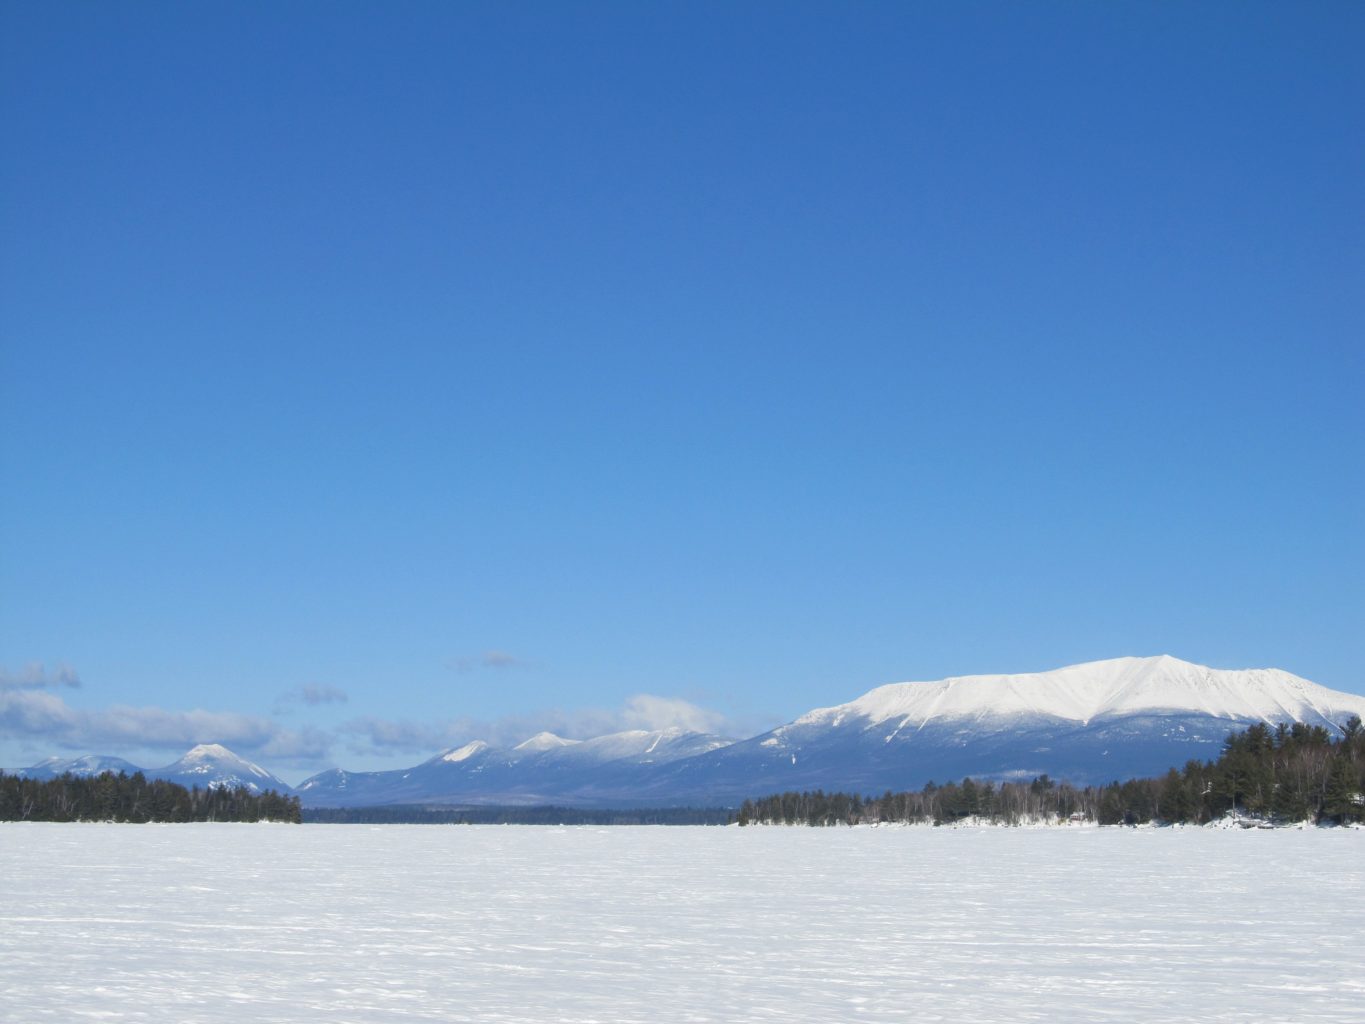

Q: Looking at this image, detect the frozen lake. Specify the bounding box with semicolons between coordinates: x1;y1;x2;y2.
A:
2;823;1361;1023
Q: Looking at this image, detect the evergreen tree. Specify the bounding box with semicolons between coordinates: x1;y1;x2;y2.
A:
730;721;1363;828
1322;757;1362;825
0;771;300;823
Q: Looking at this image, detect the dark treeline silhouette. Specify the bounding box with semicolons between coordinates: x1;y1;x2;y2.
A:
735;776;1095;827
304;804;731;825
736;718;1365;828
0;770;301;823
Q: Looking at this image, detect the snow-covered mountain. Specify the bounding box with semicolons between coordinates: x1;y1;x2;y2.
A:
296;727;732;807
151;744;293;795
15;744;293;795
298;656;1365;808
807;655;1358;730
18;657;1365;809
638;655;1365;804
17;754;144;781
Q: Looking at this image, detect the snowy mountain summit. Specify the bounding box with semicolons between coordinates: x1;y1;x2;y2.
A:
652;655;1365;804
20;656;1365;809
17;754;143;781
295;726;735;806
155;743;290;794
16;743;294;795
296;655;1365;808
514;732;580;753
793;655;1361;734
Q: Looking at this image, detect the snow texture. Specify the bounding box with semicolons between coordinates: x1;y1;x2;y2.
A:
514;732;581;752
792;654;1365;732
1;823;1361;1023
439;741;489;763
152;744;291;795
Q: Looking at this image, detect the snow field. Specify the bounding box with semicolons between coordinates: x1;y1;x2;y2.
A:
1;823;1361;1023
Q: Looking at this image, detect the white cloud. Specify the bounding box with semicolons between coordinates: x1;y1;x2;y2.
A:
339;716;470;756
618;694;730;734
0;663;763;773
0;685;331;765
0;662;81;689
252;727;333;762
0;685;72;734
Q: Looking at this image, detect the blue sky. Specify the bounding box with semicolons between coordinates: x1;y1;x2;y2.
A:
2;3;1362;781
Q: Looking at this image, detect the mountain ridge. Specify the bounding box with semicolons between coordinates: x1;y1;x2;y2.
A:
16;743;293;795
296;655;1365;807
793;655;1355;731
624;655;1365;805
14;657;1365;807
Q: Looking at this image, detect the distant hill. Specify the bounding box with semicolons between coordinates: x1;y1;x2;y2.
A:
17;754;144;780
18;743;293;795
295;727;731;807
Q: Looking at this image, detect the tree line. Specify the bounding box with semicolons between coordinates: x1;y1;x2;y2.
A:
304;804;731;825
735;717;1365;828
0;770;302;823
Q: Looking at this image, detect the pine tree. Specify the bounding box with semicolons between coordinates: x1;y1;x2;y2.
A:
1323;757;1362;825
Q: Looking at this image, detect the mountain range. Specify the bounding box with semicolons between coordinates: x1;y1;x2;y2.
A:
17;743;293;796
17;656;1365;808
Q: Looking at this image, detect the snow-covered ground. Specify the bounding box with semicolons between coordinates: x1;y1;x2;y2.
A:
2;824;1361;1023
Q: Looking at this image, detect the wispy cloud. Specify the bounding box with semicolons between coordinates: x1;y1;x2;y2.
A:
274;684;349;713
338;716;470;756
0;662;81;689
618;694;729;733
300;684;348;706
449;650;532;674
251;727;333;763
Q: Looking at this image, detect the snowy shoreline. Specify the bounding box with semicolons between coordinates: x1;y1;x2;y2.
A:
3;815;1362;831
744;816;1364;830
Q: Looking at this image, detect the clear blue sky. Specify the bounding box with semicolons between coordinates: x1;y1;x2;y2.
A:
2;2;1361;781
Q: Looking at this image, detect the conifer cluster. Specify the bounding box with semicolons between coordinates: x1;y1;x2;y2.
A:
0;770;301;823
304;804;729;825
736;717;1365;828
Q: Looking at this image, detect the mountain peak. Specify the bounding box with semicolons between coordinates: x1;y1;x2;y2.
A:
292;655;1365;807
182;743;236;761
152;744;288;794
800;656;1365;732
514;732;579;752
440;740;489;763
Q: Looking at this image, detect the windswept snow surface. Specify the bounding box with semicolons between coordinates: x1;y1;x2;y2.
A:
2;825;1362;1023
